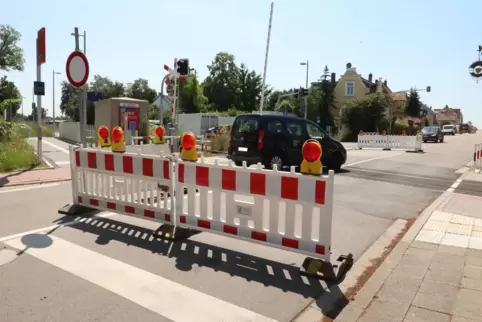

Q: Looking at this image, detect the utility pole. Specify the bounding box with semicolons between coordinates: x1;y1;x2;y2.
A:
300;60;309;119
71;28;85;146
52;70;61;135
259;2;274;114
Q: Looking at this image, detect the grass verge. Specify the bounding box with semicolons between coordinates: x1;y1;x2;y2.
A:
0;140;40;173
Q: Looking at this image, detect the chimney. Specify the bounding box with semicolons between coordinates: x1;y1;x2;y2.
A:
331;72;336;83
384;80;387;87
368;73;373;83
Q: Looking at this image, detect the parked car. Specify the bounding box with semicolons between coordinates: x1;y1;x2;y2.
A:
460;123;470;134
422;126;444;143
442;124;456;136
227;114;347;172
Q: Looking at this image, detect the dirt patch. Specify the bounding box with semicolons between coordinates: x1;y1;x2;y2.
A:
318;218;416;322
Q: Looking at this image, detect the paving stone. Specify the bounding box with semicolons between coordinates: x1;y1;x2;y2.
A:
466;251;482;267
381;269;424;293
467;249;482;260
412;279;458;314
403;305;450;322
432;251;465;266
451;315;482;322
410;241;439;251
461;277;482;291
453;288;482;319
333;304;364;322
463;265;482;280
425;260;463;285
438;244;468;256
357;299;410;322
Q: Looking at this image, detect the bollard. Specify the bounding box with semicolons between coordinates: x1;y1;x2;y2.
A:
153;125;165;144
111;126;126;153
402;130;406;136
97;126;111;147
180;132;198;162
382;130;387;135
300;139;322;175
359;130;363;136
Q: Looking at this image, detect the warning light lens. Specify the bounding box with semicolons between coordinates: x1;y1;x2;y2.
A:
302;141;321;162
182;133;195;150
112;128;123;143
99;127;109;139
155;126;164;137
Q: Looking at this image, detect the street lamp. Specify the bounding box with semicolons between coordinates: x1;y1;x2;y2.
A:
300;60;309;119
52;70;62;134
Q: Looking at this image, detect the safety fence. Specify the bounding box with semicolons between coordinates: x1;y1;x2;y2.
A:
65;146;351;278
473;143;482;172
358;134;423;152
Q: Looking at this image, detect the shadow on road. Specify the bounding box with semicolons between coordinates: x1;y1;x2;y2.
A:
53;214;349;319
0;165;37;187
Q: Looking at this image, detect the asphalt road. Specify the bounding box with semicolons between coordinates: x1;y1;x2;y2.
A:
2;133;479;321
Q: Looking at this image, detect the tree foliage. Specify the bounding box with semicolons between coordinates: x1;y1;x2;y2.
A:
0;76;21;116
0;25;25;71
405;88;422;117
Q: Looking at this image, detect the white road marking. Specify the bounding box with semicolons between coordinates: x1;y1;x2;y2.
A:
4;235;276;322
0;182;62;194
344;152;404;167
0;212;116;243
42;158;54;168
447;178;463;192
55;161;70;165
38;138;71;154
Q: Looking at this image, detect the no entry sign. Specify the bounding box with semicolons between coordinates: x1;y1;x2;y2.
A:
66;51;89;88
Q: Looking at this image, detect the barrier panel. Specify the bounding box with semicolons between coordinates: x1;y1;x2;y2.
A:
357;134;423;152
69;147;174;226
473;143;482;172
175;159;334;262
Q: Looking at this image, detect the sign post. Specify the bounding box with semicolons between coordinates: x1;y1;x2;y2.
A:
66;30;89;146
36;27;46;164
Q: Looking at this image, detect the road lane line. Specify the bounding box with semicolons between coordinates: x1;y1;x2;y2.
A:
55;161;70;165
39;138;70;154
4;235;276;322
0;182;62;194
0;212;116;243
344;152;404;167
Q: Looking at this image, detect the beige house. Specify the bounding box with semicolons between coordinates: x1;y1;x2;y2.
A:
434;105;463;125
333;62;392;111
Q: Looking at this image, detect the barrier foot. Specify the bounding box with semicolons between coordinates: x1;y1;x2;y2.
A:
300;253;354;282
382;148;391;151
58;204;95;216
153;225;200;241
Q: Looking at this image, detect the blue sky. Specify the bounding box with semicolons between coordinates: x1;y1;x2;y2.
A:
1;0;481;126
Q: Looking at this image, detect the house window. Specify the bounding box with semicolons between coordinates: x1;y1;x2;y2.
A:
345;81;355;96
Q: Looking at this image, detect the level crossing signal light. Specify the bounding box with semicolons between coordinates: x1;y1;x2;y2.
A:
176;59;189;76
426;86;431;92
180;132;198;162
300;139;322;175
153;125;165;144
97;126;111;147
111;126;126;153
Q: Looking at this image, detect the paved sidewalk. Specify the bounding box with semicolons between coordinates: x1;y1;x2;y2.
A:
337;172;482;321
0;167;71;187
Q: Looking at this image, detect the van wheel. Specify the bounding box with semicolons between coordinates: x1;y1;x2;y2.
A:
328;152;342;173
265;155;283;170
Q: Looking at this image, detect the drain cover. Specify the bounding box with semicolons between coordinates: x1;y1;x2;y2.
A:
0;249;18;267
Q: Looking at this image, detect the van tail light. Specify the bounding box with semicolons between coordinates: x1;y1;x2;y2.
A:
258;129;265;149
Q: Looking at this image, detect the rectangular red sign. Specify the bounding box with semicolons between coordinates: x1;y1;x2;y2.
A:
37;27;46;65
120;108;139;130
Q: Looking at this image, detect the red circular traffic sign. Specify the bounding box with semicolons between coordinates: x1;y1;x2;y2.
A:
66;51;89;88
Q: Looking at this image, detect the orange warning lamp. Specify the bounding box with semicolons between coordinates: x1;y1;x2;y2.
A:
97;126;111;147
382;130;387;135
300;139;322;175
402;130;406;136
180;131;198;162
111;126;125;153
359;130;364;136
153;125;165;144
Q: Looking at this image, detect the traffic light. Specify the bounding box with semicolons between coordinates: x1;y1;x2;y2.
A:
295;87;309;99
426;86;431;93
176;59;189;76
97;126;111;147
300;139;322;175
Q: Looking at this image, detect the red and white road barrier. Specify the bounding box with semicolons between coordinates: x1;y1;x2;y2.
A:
66;146;350;279
473;143;482;172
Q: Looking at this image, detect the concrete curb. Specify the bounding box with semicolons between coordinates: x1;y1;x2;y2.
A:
292;219;408;322
0;178;71;189
334;169;472;321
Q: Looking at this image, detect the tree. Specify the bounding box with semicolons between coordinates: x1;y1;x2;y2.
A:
29;106;47;121
0;76;21;116
59;80;82;121
237;63;264;112
203;52;240;111
125;78;157;103
319;65;330;82
0;25;25;71
309;67;337;130
178;73;208;113
405;88;422;117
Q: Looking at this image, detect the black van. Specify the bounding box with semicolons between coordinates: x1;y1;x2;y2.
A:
227;114;347;172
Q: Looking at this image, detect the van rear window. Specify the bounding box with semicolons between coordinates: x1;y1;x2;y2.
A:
233;116;259;133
